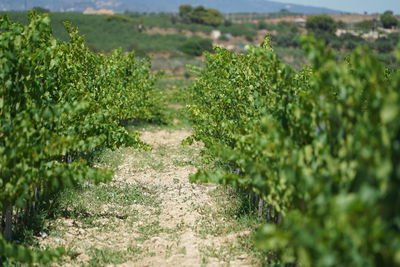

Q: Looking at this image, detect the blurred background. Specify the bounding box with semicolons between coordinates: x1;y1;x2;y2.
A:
1;0;399;73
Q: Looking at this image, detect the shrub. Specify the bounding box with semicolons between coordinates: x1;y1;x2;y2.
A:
276;21;299;33
375;37;396;53
218;34;229;41
258;21;268;30
329;38;342;50
179;38;213;56
374;33;400;54
340;33;366;50
273;32;300;48
245;34;254;42
314;31;338;44
106;14;134;23
388;32;400;44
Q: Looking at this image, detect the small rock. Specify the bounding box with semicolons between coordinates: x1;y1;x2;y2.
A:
77;252;90;262
64;219;74;227
54;237;65;244
151;236;161;243
39;231;48;238
71;248;84;257
78;229;85;235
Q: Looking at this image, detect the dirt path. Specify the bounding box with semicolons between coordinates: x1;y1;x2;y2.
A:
39;128;258;266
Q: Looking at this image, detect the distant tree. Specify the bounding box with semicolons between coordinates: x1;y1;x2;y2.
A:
202;7;224;26
178;4;224;27
32;6;50;14
179;4;193;23
224;20;233;27
203;8;224;26
337;20;347;29
306;15;337;36
355;20;376;30
190;6;208;24
171;15;178;24
258;21;269;30
380;10;398;29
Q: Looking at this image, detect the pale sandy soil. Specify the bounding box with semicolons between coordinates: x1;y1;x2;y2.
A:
39;128;258;267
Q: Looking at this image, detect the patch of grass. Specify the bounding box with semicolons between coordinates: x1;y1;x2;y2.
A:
94;184;155;206
12;206;51;248
200;244;235;262
136;221;164;243
88;247;129;266
171;145;201;167
201;257;210;266
150;161;166;172
91;148;127;170
127;244;144;255
193;186;268;265
120;138;202;173
178;246;187;255
125;147;166;172
51;182;158;231
57;183;156;210
54;234;145;265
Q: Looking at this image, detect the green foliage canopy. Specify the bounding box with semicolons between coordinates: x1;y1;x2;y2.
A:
178;4;224;27
180;38;213;56
306;15;337;36
31;6;50;14
0;12;160;264
380;10;399;29
188;35;400;266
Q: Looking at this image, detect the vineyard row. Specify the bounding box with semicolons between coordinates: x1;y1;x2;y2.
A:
188;36;400;266
0;13;161;264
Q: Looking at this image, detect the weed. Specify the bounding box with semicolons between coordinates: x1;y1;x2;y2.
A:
88;247;127;266
136;221;164;243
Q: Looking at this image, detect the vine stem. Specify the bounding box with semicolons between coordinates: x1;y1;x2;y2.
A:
258;197;264;218
4;206;13;241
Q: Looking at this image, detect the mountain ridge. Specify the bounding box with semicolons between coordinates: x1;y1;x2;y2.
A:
0;0;345;14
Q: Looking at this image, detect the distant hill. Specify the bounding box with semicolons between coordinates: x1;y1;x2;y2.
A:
0;0;344;14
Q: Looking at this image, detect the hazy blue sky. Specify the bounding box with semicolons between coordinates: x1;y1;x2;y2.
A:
273;0;400;13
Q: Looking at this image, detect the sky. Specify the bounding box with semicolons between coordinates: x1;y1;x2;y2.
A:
272;0;400;14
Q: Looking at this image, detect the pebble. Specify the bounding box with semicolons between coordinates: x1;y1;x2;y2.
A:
39;231;48;238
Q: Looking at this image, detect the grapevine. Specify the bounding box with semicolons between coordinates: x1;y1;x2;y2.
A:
188;35;400;266
0;13;160;264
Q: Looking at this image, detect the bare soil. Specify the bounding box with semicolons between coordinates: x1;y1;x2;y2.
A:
39;128;258;266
